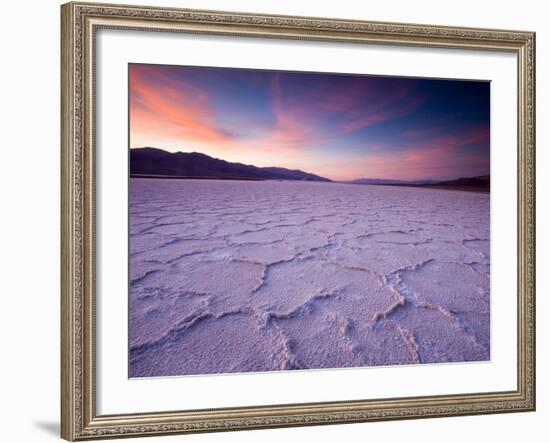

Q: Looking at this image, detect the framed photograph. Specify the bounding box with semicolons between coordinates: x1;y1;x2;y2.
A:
61;1;536;440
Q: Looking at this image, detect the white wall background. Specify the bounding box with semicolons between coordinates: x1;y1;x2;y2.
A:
0;1;546;442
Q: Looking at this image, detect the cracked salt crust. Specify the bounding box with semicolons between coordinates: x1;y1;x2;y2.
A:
129;179;490;377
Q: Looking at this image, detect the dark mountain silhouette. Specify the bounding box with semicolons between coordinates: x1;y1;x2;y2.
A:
434;175;490;188
130;147;331;182
350;175;489;192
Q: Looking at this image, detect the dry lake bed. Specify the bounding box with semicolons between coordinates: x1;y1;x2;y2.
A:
129;178;490;377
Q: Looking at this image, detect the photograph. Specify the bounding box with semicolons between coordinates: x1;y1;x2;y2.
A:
128;63;491;378
57;2;536;440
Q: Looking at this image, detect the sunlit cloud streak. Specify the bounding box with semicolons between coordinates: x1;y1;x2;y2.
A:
130;65;236;148
326;125;489;181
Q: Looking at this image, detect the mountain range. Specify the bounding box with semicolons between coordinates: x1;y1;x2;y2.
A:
350;175;490;191
130;147;331;182
130;147;489;191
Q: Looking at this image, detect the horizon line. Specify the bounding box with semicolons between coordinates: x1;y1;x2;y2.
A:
130;146;490;183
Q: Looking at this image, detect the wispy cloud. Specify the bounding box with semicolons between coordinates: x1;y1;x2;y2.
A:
130;65;235;148
266;73;314;146
329;125;490;181
260;74;427;151
320;78;428;133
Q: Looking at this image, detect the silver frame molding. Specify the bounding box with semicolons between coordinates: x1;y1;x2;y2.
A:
61;2;536;440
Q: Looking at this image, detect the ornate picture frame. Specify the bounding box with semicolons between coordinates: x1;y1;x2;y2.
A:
61;1;535;440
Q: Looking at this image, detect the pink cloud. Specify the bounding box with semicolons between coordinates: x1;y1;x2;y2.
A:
261;75;427;152
266;74;314;146
328;125;489;181
319;78;428;133
130;65;234;147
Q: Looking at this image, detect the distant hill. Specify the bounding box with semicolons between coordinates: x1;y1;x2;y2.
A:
350;178;436;185
130;147;331;182
349;175;489;192
434;175;490;188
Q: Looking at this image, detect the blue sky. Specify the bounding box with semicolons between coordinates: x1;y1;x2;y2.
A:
130;63;490;181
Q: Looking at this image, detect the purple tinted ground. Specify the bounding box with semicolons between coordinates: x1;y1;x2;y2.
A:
129;179;490;377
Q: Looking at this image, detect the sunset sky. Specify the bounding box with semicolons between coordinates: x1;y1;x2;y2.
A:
129;63;490;181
